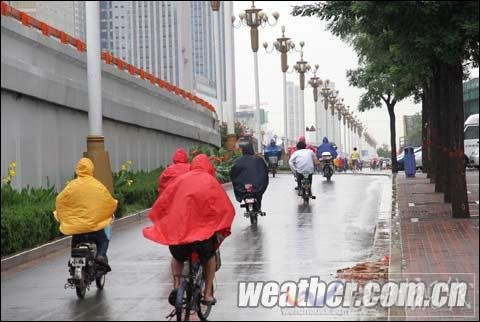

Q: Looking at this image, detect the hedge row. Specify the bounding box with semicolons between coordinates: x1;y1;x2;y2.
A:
1;167;163;257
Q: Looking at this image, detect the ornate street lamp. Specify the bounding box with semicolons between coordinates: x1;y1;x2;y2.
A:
293;44;310;139
308;64;322;145
263;26;296;153
234;1;279;152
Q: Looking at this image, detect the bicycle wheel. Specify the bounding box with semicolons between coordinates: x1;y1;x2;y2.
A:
196;285;213;321
176;279;192;321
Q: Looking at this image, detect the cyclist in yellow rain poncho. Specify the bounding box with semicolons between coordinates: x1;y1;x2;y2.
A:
54;158;117;264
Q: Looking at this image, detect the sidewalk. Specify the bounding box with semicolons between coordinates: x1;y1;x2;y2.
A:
396;172;479;320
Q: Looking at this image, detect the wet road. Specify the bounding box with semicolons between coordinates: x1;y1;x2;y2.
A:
1;174;391;321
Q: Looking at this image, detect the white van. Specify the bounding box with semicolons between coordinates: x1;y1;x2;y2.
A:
464;113;479;168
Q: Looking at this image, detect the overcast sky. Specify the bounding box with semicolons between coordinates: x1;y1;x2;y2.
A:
233;1;479;148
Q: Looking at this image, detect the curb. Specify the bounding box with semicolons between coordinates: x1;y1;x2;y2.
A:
335;172;392;177
277;170;392;177
388;174;406;321
1;182;233;273
1;208;151;273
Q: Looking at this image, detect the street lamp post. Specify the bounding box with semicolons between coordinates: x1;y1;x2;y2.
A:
319;81;332;140
84;1;113;193
346;112;353;153
236;1;279;153
336;104;344;152
263;26;295;154
332;97;343;144
342;107;349;154
358;123;363;153
328;91;338;142
308;64;322;146
293;45;310;139
210;1;223;123
224;1;236;150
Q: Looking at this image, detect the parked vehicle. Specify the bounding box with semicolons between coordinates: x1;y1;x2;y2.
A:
464;114;479;168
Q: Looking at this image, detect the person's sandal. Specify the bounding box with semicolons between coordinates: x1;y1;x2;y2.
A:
200;296;217;306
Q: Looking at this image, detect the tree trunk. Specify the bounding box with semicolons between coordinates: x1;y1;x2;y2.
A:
442;62;469;218
433;63;449;195
428;76;438;184
387;104;398;173
421;86;430;176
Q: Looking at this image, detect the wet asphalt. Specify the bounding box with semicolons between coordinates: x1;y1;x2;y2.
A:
1;173;391;321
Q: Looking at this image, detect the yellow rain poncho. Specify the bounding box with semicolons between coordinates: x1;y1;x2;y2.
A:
54;158;117;235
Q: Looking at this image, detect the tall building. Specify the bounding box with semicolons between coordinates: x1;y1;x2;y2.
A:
99;1;226;98
73;1;86;40
9;1;229;103
9;1;81;37
463;77;479;120
286;81;300;145
191;1;225;100
235;104;268;133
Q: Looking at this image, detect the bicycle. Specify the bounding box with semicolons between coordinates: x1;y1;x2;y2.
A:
166;250;219;321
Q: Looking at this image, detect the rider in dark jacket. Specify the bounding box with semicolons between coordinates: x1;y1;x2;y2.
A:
230;142;269;211
264;139;282;165
316;137;338;159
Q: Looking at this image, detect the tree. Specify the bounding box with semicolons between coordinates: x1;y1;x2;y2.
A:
377;144;391;158
292;1;479;217
405;113;422;148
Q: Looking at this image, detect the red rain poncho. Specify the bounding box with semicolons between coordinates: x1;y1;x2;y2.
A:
158;148;190;194
143;154;235;245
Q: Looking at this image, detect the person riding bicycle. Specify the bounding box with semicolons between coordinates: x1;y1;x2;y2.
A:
351;147;360;173
158;148;190;194
316;137;338;160
289;141;318;194
231;142;269;212
143;154;234;307
54;158;117;267
264;139;282;167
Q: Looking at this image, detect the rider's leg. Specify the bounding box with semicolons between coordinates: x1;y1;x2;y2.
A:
203;256;216;301
196;237;217;303
171;258;184;289
95;230;109;261
169;245;189;289
297;173;303;192
254;194;263;211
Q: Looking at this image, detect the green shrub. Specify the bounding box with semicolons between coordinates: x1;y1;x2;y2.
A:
1;166;164;256
114;167;163;217
1;185;59;256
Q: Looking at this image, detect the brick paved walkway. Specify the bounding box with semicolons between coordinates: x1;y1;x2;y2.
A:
396;171;479;320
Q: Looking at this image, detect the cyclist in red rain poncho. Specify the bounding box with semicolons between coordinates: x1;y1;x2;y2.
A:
158;148;190;194
143;154;235;306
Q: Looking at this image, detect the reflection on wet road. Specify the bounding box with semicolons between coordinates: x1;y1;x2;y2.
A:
1;174;390;321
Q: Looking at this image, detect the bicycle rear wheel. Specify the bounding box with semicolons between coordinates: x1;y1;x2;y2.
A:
196;285;213;321
176;279;193;321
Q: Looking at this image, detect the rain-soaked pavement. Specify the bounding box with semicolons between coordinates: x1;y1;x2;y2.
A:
1;174;391;321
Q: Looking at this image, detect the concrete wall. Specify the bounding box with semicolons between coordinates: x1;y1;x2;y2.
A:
1;17;220;190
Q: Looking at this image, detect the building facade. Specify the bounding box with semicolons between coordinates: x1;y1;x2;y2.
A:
463;77;479;120
98;1;226;99
9;1;79;37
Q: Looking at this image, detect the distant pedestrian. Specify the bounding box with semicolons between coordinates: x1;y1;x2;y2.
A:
351;148;360;173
